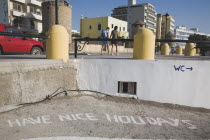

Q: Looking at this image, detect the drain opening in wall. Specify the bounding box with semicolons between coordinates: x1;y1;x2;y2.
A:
118;81;137;95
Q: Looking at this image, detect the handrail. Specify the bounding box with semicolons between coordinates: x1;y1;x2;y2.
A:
74;37;210;58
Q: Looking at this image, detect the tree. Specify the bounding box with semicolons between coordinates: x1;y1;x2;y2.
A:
188;34;209;41
188;34;210;56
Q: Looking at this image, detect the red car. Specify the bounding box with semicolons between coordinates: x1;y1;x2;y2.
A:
0;24;44;55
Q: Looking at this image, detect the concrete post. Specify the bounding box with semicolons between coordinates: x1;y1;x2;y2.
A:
133;28;155;60
46;25;69;62
161;43;170;55
185;43;196;56
176;45;183;55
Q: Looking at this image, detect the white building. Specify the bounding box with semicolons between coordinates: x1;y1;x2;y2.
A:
175;26;210;46
72;30;80;34
0;0;43;34
112;0;157;38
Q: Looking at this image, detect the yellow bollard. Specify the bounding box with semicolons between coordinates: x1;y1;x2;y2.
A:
196;48;200;54
185;43;196;56
46;25;69;62
161;43;170;55
176;45;183;55
133;28;155;60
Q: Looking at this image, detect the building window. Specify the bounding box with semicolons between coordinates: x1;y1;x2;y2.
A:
112;24;114;28
120;27;121;31
98;23;101;30
118;81;137;95
13;3;23;12
30;6;35;13
89;25;92;29
13;18;23;27
30;20;35;29
17;4;22;12
123;27;125;31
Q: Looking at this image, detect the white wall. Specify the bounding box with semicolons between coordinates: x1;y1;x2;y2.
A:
77;44;133;53
77;59;210;109
37;22;43;33
0;0;9;25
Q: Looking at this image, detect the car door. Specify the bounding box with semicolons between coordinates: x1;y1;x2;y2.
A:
4;26;28;53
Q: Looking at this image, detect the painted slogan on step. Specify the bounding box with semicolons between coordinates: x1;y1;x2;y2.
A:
7;113;197;130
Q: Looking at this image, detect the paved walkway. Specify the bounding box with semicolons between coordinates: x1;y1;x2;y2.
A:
0;93;210;140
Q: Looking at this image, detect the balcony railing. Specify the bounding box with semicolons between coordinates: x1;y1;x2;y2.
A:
147;11;157;18
11;10;26;17
27;12;42;21
27;0;42;7
146;24;155;29
146;18;156;23
12;0;25;3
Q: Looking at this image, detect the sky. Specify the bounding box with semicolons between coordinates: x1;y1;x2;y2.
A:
67;0;210;34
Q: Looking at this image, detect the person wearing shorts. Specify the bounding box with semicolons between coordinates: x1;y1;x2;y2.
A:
101;27;110;55
110;26;119;55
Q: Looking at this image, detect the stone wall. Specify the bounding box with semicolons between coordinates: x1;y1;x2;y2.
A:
42;1;72;43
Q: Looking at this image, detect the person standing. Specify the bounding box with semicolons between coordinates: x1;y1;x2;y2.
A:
101;27;110;55
110;26;119;55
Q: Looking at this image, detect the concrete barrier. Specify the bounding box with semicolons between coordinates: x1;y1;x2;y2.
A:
0;60;77;106
77;59;210;109
1;58;210;109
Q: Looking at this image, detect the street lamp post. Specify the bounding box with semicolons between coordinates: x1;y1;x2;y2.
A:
55;0;59;24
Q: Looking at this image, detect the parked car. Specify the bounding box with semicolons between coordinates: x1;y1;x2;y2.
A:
0;24;44;55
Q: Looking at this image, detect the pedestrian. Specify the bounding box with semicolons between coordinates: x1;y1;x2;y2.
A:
110;26;119;55
171;47;174;55
100;27;110;55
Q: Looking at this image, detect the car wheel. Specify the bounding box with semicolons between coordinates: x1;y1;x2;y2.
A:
31;47;42;55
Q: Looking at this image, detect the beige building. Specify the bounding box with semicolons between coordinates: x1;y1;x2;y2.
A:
0;0;43;33
112;0;157;38
156;13;175;40
80;16;128;39
156;13;175;46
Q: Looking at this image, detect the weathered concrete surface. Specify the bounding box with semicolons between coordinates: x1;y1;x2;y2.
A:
0;60;78;106
0;93;209;140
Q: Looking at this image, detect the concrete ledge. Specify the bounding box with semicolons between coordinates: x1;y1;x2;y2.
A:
1;58;210;109
0;60;78;106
